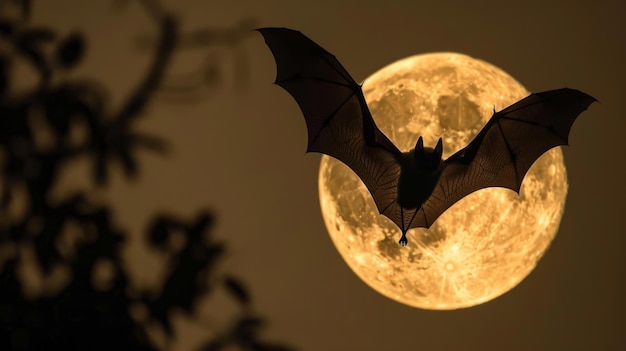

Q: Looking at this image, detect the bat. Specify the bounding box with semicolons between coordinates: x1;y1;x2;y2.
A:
257;27;596;246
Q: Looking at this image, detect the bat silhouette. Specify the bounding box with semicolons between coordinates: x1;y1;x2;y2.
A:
258;27;596;246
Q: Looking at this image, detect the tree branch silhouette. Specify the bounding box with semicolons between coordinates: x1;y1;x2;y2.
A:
0;1;293;350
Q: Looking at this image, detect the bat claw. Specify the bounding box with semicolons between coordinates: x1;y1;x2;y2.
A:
398;235;408;247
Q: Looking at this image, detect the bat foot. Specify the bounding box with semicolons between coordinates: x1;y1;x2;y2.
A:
398;235;408;247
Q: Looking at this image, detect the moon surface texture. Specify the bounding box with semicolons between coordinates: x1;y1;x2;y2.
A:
318;53;568;309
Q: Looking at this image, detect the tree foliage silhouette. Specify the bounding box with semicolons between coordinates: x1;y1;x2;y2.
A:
0;1;293;350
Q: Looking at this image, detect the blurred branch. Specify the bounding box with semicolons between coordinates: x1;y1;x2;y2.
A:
137;17;257;103
0;1;294;350
116;4;177;123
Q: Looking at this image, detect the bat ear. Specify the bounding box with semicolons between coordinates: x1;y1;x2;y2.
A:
434;138;443;159
415;136;424;154
413;136;426;162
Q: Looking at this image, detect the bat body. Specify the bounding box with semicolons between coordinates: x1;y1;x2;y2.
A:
258;27;596;246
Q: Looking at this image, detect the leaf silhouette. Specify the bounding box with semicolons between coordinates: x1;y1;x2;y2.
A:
55;32;85;69
0;19;13;37
223;275;251;306
14;27;55;80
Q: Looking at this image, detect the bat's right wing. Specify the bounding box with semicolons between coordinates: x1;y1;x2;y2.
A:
257;28;410;228
410;88;596;229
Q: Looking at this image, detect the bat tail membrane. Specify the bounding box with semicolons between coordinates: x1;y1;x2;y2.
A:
398;206;423;246
399;207;409;246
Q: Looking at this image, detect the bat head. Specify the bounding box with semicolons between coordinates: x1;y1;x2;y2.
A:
413;136;443;172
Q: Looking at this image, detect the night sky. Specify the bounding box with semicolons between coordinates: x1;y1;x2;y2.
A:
37;1;624;350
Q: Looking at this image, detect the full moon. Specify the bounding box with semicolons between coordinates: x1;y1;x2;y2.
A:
318;53;568;309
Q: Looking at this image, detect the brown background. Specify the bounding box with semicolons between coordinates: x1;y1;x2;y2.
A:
37;0;624;350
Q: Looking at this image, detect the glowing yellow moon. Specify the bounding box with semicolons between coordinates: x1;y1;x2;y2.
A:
318;53;568;309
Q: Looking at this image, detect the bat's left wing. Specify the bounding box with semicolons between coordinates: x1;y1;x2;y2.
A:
410;88;596;229
257;28;411;229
